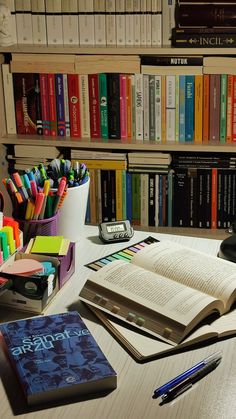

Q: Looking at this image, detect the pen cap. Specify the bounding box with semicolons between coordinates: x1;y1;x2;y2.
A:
51;178;90;242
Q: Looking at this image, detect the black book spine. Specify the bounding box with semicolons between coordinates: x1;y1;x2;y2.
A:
188;168;198;228
141;55;203;66
34;74;43;135
175;4;236;27
173;169;189;227
148;173;155;227
173;27;236;35
172;33;236;48
107;73;120;139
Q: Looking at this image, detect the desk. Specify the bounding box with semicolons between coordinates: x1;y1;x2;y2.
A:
0;226;236;419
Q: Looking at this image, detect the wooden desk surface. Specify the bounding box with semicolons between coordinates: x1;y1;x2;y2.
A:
0;226;236;419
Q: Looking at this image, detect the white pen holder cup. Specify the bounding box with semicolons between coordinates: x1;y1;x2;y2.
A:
56;178;90;242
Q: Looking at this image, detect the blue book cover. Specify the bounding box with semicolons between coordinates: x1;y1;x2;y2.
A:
0;311;117;406
55;74;66;136
185;75;195;142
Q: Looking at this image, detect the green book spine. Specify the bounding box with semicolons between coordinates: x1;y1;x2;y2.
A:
99;73;108;139
220;74;227;143
122;169;127;220
132;173;141;225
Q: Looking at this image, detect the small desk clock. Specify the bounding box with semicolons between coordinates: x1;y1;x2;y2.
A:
99;220;134;243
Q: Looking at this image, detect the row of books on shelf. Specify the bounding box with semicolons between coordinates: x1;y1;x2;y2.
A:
4;64;236;143
173;1;236;48
4;0;166;47
84;167;236;230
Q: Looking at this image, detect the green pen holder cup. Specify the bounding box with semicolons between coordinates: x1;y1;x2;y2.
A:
16;212;59;245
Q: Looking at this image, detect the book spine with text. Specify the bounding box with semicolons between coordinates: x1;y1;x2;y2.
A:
63;74;70;137
88;74;101;139
39;73;50;135
175;4;236;27
68;74;81;138
107;73;120;139
220;74;227;143
185;75;194;141
209;74;220;142
55;74;65;136
120;74;127;139
99;73;108;139
79;74;90;138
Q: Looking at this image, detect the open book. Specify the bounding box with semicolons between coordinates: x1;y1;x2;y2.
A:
79;240;236;346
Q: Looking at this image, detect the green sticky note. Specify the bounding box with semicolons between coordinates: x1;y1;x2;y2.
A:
30;235;64;255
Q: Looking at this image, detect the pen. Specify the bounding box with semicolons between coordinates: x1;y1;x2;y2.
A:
161;356;222;404
53;176;67;215
38;179;50;220
153;351;222;398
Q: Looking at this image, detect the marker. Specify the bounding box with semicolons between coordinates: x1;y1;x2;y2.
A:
153;351;222;398
32;192;45;220
0;231;9;260
23;174;33;199
12;172;29;201
53;177;67;215
39;179;51;220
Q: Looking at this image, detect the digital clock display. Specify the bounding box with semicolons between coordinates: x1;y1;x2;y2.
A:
106;223;125;233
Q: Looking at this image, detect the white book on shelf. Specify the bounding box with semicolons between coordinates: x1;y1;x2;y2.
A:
31;0;47;45
143;74;149;140
1;0;17;43
152;0;161;13
78;0;95;45
166;75;176;142
79;74;91;138
46;0;63;45
135;74;143;141
134;0;141;46
116;0;125;46
105;0;116;45
140;0;146;46
125;0;134;46
146;0;152;46
2;64;17;134
62;0;79;45
94;0;106;46
162;0;175;46
151;13;162;46
15;0;33;44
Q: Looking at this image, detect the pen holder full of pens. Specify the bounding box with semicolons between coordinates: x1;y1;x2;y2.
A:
16;212;59;245
53;177;90;242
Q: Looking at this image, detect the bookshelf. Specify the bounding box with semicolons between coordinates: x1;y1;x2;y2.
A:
0;46;236;239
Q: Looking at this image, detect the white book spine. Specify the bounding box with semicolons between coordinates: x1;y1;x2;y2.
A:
79;74;91;138
116;0;125;46
63;74;70;137
140;0;146;46
46;0;63;45
162;0;175;46
155;75;162;142
62;0;79;45
140;173;149;227
105;0;116;45
2;64;16;134
31;0;47;45
94;0;106;45
143;74;149;140
15;0;33;44
78;0;94;45
151;13;162;46
175;75;180;143
152;0;161;13
166;75;176;142
2;0;17;43
125;0;134;46
134;0;141;46
135;74;143;141
146;14;152;46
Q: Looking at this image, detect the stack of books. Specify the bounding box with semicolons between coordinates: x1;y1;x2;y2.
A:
172;0;236;48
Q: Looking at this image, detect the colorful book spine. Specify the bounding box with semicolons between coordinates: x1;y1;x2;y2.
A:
226;74;233;143
179;75;186;142
185;75;195;141
122;170;127;220
48;73;57;137
99;73;108;139
79;74;90;138
203;74;210;143
143;74;149;140
135;74;143;140
120;74;127;139
232;75;236;142
131;173;141;225
68;74;81;138
126;74;133;140
194;75;203;143
115;169;123;221
126;171;132;222
55;74;65;136
63;74;70;137
39;73;50;136
175;75;180;143
166;75;176;142
161;76;166;142
155;75;162;142
220;74;227;143
149;75;155;140
209;74;220;142
88;74;101;139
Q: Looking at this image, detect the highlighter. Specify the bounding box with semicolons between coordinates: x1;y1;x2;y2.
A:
1;226;16;254
38;180;51;220
0;231;9;260
32;193;45;220
12;172;29;201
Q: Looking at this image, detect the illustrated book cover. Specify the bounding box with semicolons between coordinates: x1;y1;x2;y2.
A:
0;311;117;405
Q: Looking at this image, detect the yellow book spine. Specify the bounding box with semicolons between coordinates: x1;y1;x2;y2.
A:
115;170;123;221
194;75;203;143
72;159;126;170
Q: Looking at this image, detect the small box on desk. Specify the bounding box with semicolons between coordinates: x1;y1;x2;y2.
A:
0;253;60;314
21;241;76;289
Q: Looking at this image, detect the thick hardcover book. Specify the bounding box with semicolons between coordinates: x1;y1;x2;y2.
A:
13;73;38;135
88;74;101;139
0;311;117;405
107;73;121;139
79;240;236;347
55;74;66;137
68;74;81;138
172;33;236;48
175;4;236;27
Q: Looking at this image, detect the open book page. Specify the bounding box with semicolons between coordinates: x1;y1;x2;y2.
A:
131;240;236;312
80;259;224;344
89;306;236;361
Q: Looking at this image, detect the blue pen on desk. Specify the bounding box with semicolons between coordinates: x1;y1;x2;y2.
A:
160;355;222;404
153;351;222;398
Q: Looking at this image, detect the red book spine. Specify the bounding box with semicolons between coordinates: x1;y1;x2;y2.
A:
120;74;127;139
88;74;101;138
67;74;81;138
232;75;236;142
48;73;57;137
39;73;50;136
